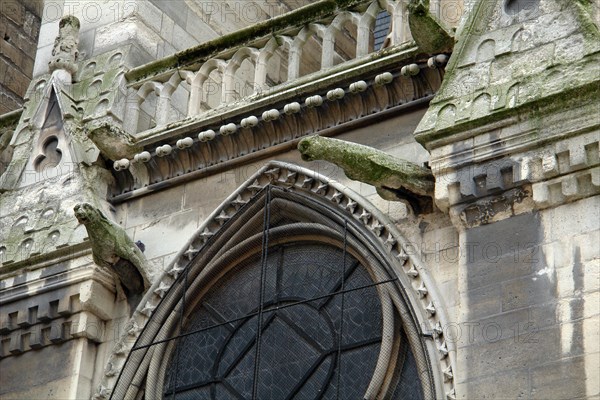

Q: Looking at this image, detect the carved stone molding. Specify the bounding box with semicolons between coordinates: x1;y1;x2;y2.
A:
0;254;120;355
458;187;530;228
48;16;80;77
0;267;117;358
0;311;105;358
109;62;444;200
432;130;600;212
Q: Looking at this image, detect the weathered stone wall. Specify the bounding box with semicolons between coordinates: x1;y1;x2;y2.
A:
539;197;599;398
0;253;131;399
414;0;600;397
0;0;42;113
2;0;598;398
32;0;313;78
455;206;597;398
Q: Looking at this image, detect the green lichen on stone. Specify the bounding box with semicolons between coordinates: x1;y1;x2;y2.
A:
85;121;142;160
127;0;366;81
74;202;150;307
0;108;22;128
0;109;21;160
0;128;12;153
415;0;600;147
59;15;80;29
408;0;454;54
298;135;435;212
572;0;600;47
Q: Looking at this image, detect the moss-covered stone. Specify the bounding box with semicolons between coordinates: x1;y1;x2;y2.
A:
415;0;600;147
298;135;435;212
85;121;142;160
408;0;454;54
0;110;21;170
74;202;151;308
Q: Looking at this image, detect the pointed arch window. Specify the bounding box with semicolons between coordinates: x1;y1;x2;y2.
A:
142;187;430;399
163;240;424;399
106;164;450;400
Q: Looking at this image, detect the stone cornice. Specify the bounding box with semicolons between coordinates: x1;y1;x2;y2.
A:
428;92;600;173
0;311;106;358
0;255;113;304
433;127;599;214
0;264;117;358
415;77;600;151
109;56;446;201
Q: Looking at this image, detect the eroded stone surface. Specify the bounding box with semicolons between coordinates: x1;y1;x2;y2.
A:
298;135;435;212
1;1;599;399
74;202;151;309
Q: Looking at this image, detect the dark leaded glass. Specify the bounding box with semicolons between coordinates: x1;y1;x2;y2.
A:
373;10;392;50
164;242;422;399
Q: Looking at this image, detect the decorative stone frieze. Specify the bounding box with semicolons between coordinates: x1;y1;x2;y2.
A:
0;264;116;358
429;126;599;222
108;60;444;200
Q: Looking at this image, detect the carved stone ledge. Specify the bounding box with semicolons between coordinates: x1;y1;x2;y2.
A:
0;293;79;334
109;62;443;200
532;167;600;209
433;132;599;211
0;311;105;358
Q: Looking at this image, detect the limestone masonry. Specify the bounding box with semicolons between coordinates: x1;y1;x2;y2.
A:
0;0;598;399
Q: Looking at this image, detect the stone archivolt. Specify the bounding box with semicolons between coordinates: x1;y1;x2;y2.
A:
94;161;456;400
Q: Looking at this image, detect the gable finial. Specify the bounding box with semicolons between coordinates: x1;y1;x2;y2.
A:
48;15;80;81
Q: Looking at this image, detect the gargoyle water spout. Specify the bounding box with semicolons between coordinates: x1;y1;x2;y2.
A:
298;135;435;213
74;203;151;310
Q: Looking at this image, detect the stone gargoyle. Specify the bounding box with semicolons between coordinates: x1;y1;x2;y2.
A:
84;122;142;160
298;135;435;213
407;0;454;54
74;202;151;310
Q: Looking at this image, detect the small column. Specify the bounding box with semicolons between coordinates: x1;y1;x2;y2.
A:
155;82;172;126
288;46;301;81
124;92;142;134
184;71;203;117
254;58;268;93
356;21;371;57
321;29;336;69
222;68;236;104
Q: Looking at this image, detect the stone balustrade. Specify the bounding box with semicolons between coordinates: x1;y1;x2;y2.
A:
123;0;421;134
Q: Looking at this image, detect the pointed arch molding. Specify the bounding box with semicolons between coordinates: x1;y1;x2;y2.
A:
95;161;455;400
